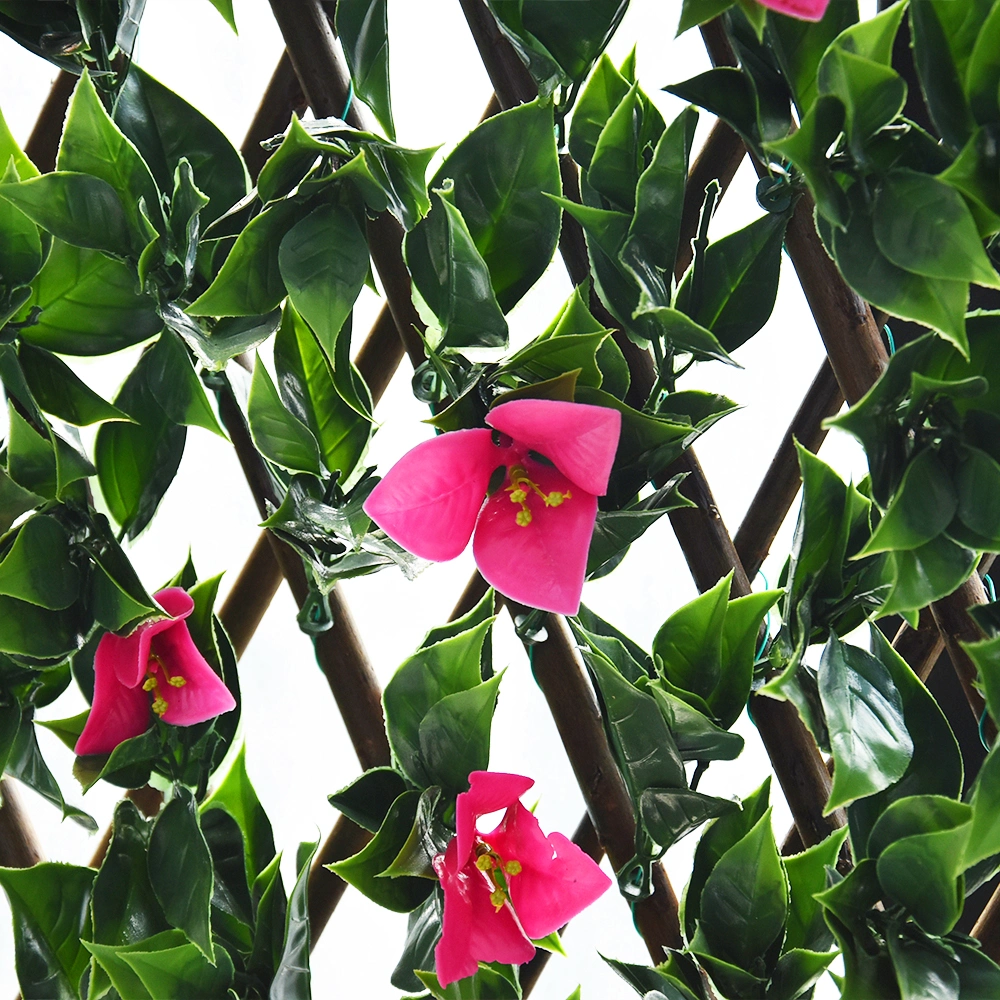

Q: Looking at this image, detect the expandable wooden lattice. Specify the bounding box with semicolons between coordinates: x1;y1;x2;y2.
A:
2;0;1000;991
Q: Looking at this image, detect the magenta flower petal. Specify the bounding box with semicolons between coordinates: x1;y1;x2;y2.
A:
456;770;535;867
433;839;537;987
363;429;502;560
106;587;195;688
474;461;597;615
486;399;621;496
74;640;153;755
152;620;236;726
487;802;611;940
755;0;830;21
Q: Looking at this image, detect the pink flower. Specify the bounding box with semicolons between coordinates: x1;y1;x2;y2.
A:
363;399;621;615
75;587;236;756
755;0;830;21
432;771;611;986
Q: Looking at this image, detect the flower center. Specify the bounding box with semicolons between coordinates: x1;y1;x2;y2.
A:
142;653;187;717
474;841;523;911
504;464;571;528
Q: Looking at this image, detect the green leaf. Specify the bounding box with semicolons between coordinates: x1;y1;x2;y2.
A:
569;54;631;170
204;0;237;32
963;634;1000;743
860;448;957;555
873;169;1000;289
768;949;840;1000
603;955;696;1000
717;586;781;729
879;534;978;619
966;745;1000;868
57;69;163;241
967;1;1000;125
647;682;744;761
382;786;448;879
418;671;503;796
869;794;971;935
584;649;686;808
586;499;681;580
0;165;42;289
638;787;738;848
18;240;162;356
0;862;95;1000
248;853;286;984
415;965;521;999
637;307;736;366
188;199;305;317
147;786;215;961
622;105;698;305
677;0;734;36
697;807;788;969
674;210;788;354
684;776;771;941
145;331;224;435
0;171;135;257
337;0;394;139
328;766;408;833
247;354;322;475
114;66;247;227
422;587;495;650
202;744;276;885
95;348;186;539
502;331;609;389
665;68;761;155
405;184;508;352
941;128;1000;239
327;791;431;912
783;826;848;953
571;607;652;682
278;202;369;359
17;343;128;426
392;889;443;992
0;593;87;662
0;513;79;609
0;104;39;180
589;82;643;212
383;619;493;787
819;636;913;813
432;98;561;312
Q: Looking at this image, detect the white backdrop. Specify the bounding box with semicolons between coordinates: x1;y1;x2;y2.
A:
0;2;874;996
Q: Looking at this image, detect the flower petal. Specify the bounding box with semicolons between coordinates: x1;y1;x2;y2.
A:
755;0;830;20
487;802;611;940
152;621;236;726
486;399;621;496
433;840;535;987
473;461;597;615
456;770;535;869
107;587;195;689
364;429;503;560
75;634;153;756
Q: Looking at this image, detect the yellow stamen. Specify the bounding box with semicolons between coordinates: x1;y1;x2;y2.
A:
516;509;532;527
490;888;506;911
504;464;571;527
504;859;522;876
476;854;495;871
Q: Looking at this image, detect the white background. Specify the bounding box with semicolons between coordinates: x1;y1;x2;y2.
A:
0;1;875;996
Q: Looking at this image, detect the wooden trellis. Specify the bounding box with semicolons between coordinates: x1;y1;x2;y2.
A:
1;0;999;992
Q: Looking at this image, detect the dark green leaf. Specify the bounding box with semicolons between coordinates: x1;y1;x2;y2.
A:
247;354;322;475
879;534;977;620
109;934;235;999
18;343;129;425
415;964;521;999
0;514;79;609
271;837;317;999
248;853;287;984
147;786;215;961
328;766;408;833
337;0;394;139
392;889;443;992
569;54;631;170
638;787;738;848
647;682;744;761
637;307;736;365
665;68;760;154
201;806;253;927
327;791;431;912
783;826;848;953
145;331;224;435
0;862;95;1000
768;948;839;1000
0;594;87;662
0;173;42;289
603;956;696;1000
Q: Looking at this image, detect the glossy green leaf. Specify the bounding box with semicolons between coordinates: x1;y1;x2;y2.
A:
17;343;128;426
647;682;744;761
202;744;276;884
503;331;609;389
18;240;162;356
95;348;186;539
0;163;42;289
639;787;737;848
392;890;443;991
569;54;631;170
147;786;215;961
819;636;912;813
0;593;86;661
676;0;733;35
327;791;431;912
188;199;305;317
145;331;224;435
382;786;448;879
571;607;651;682
940;128;1000;239
115;66;247;227
768;948;840;1000
415;964;520;1000
0;862;95;1000
0;104;39;180
418;671;503;796
879;534;978;619
405;184;508;352
57;69;163;240
432;98;561;312
422;587;495;651
684;775;771;941
966;745;1000;868
963;633;1000;742
203;0;236;30
0;171;135;257
697;807;788;969
589;82;643;212
873;169;1000;289
783;826;848;953
860;448;957;555
674;210;787;353
0;514;79;609
639;306;736;365
586;497;684;581
967;1;1000;125
110;934;235;999
247;853;286;984
665;68;760;154
329;767;409;833
337;0;394;139
247;354;322;475
200;806;253;930
383;619;493;788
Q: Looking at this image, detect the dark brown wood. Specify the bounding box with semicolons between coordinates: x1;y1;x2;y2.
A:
457;0;536;111
240;51;307;180
0;780;42;868
23;70;76;173
893;609;946;683
734;360;844;580
974;883;1000;960
308;814;373;945
354;304;406;404
218;532;284;660
523;612;683;959
88;786;164;868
